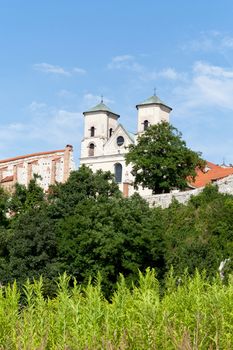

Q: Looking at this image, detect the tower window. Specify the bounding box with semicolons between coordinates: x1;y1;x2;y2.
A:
114;163;122;183
143;120;149;131
109;128;113;137
88;143;95;157
90;126;95;137
117;136;124;146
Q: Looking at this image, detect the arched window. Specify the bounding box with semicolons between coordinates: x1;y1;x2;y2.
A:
90;126;95;137
114;163;122;183
143;120;149;131
109;128;113;137
88;143;95;157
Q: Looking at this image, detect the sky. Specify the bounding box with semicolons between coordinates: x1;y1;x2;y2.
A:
1;0;233;165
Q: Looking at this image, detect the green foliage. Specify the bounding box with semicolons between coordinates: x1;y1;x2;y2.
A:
1;165;233;300
0;206;59;292
48;165;121;218
1;271;233;349
56;193;164;295
8;175;44;215
126;122;205;193
0;187;9;228
163;185;233;278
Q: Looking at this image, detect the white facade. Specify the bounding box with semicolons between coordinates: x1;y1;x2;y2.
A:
137;104;170;135
80;95;172;196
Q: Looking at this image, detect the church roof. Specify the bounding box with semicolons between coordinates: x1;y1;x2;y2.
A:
136;95;172;111
190;161;233;188
0;147;71;165
84;102;120;117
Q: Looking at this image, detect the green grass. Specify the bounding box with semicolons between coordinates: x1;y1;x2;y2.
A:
1;269;233;349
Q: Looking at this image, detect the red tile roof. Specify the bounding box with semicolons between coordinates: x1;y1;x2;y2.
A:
0;149;66;165
190;161;233;188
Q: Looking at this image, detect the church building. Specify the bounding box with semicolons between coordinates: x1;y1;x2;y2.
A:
80;94;172;196
2;93;233;196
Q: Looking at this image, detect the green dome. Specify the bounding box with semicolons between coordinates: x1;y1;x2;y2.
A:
84;102;119;117
136;95;172;110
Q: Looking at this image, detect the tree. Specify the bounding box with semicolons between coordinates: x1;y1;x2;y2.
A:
0;206;59;293
0;187;9;228
48;166;121;218
8;175;45;215
126;122;205;194
162;186;233;280
56;194;164;295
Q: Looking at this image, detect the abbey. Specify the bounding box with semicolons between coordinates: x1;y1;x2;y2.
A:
1;93;233;195
80;94;172;196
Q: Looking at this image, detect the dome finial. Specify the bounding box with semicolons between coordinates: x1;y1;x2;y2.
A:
101;95;104;103
154;87;157;96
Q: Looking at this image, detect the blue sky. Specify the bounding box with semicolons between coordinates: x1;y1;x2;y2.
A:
1;0;233;165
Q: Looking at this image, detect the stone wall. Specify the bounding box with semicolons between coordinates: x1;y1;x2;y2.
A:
142;175;233;208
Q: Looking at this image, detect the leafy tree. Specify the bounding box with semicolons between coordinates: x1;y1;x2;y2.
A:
8;175;44;215
0;206;59;292
126;122;205;194
163;186;233;279
48;166;121;218
0;187;9;227
2;161;233;297
0;177;56;291
0;167;122;294
56;194;164;295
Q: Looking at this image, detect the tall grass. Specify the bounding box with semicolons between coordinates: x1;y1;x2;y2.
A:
1;269;233;349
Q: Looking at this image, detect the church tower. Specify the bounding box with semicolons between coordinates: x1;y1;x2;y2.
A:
80;100;120;159
136;94;172;134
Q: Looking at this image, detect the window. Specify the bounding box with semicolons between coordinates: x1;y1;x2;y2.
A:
117;136;124;146
109;128;113;137
114;163;122;183
143;120;149;131
90;126;95;137
88;143;95;156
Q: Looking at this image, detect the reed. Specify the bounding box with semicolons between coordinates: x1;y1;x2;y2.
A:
0;269;233;349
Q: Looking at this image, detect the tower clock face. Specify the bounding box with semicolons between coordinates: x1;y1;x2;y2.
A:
117;136;124;146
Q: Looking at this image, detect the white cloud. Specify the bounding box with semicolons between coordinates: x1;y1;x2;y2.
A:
27;101;48;113
222;36;233;48
158;68;178;80
83;93;114;105
182;31;233;53
193;61;233;78
33;63;70;76
111;55;134;63
57;89;75;98
8;123;25;131
33;63;87;76
108;55;185;83
0;101;84;162
53;110;81;126
29;107;83;150
107;55;144;72
158;68;186;81
186;62;233;110
172;61;233;111
73;67;86;75
168;61;233;164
